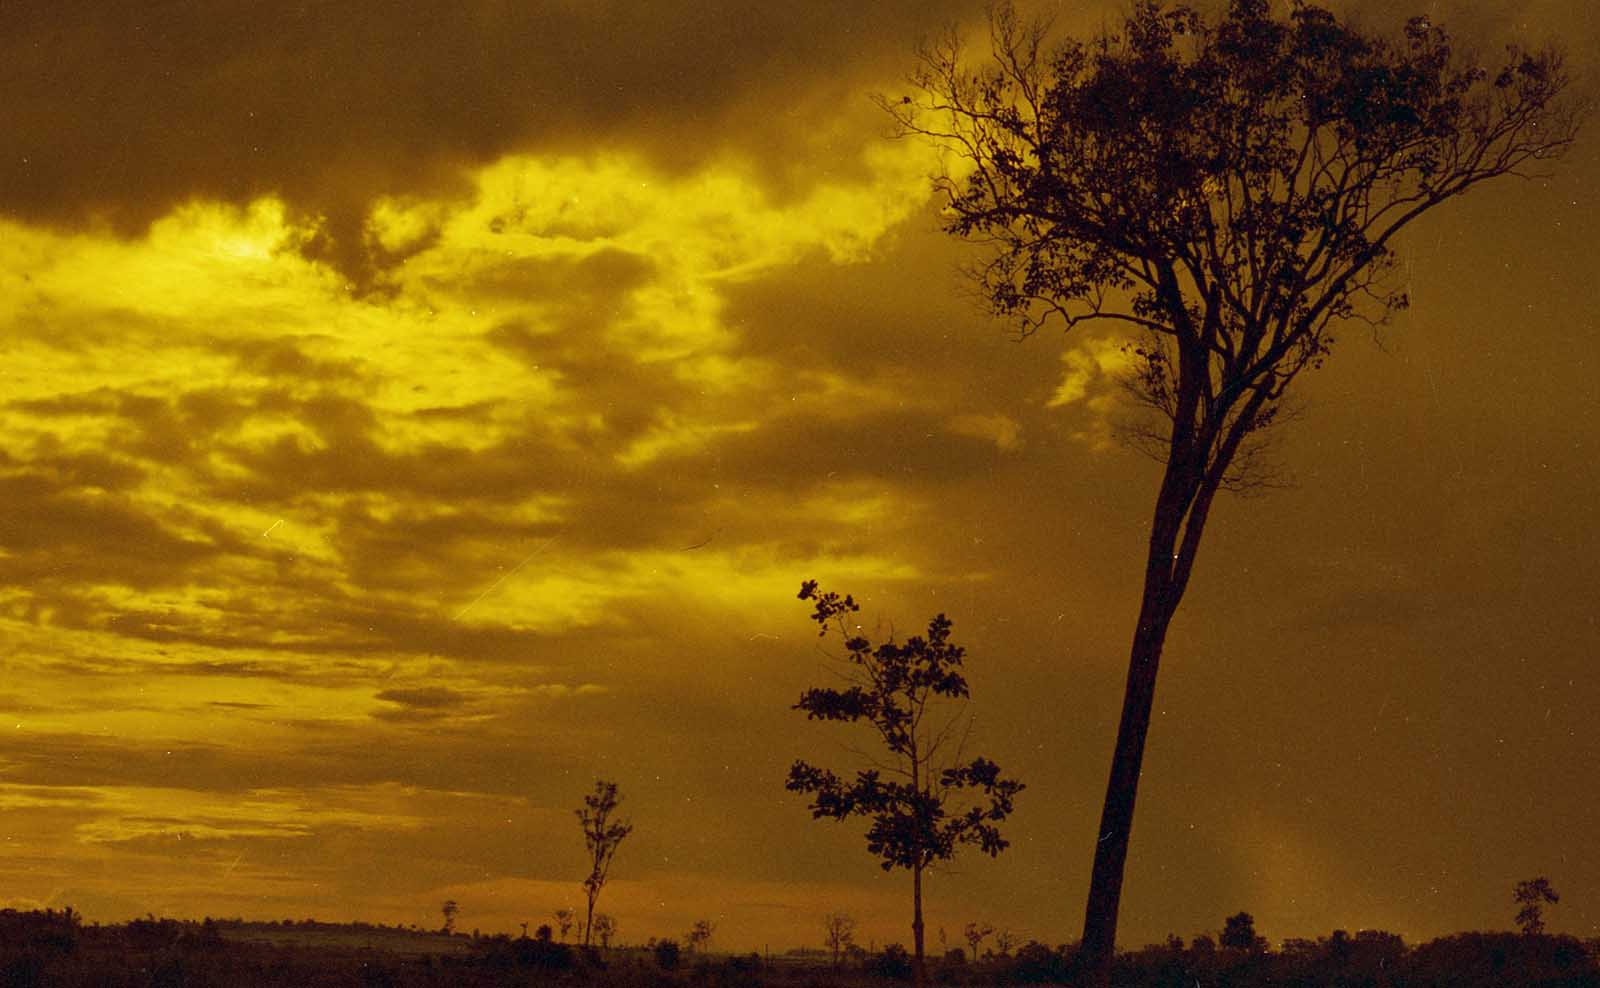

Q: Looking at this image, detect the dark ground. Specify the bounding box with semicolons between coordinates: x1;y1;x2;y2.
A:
3;909;1598;987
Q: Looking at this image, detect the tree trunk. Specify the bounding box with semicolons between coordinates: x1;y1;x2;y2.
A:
583;896;595;948
911;860;927;988
1078;473;1190;988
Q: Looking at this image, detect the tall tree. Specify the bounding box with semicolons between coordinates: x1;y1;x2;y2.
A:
786;581;1024;988
576;779;633;948
886;2;1580;983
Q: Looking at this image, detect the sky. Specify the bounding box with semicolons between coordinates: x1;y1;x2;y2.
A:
2;0;1597;955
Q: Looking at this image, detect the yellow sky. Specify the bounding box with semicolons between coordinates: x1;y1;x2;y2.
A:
2;0;1598;953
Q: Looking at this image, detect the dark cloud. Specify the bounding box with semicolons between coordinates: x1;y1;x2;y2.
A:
0;0;970;272
0;470;223;588
432;248;654;310
373;686;470;719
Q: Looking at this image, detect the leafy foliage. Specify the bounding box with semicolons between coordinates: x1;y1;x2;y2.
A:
894;0;1580;495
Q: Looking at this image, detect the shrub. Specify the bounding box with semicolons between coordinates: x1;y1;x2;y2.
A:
654;939;682;971
866;943;913;981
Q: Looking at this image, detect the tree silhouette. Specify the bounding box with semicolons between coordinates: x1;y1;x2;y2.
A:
963;920;994;959
786;580;1024;988
1514;876;1560;935
576;779;632;948
1220;911;1266;952
440;900;458;935
887;3;1580;982
992;928;1019;957
553;907;574;943
685;918;716;954
823;911;858;967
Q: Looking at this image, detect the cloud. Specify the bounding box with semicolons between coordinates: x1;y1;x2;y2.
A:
0;0;972;280
946;412;1023;451
374;686;470;711
1045;337;1135;410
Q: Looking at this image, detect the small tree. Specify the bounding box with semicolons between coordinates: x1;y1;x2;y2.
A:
440;900;458;935
787;581;1025;988
889;4;1581;984
591;913;617;949
685;919;716;954
1514;877;1560;935
993;929;1019;957
553;908;575;943
576;779;633;948
963;921;995;959
824;912;858;967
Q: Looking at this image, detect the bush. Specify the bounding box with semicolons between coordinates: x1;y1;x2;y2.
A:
1002;941;1071;985
865;943;913;981
654;939;682;971
476;933;575;971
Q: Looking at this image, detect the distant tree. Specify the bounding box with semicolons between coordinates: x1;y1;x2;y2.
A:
1280;937;1318;958
993;928;1019;957
1325;929;1351;960
535;924;553;943
1515;877;1561;935
576;779;633;948
685;919;716;954
1220;912;1265;952
823;912;858;967
888;4;1582;985
963;921;995;959
440;900;458;936
554;908;575;943
589;913;616;948
787;581;1025;988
